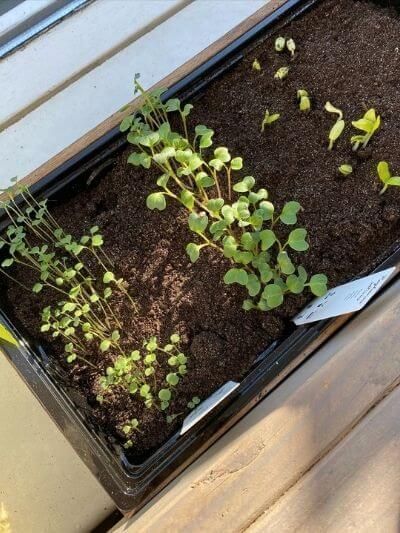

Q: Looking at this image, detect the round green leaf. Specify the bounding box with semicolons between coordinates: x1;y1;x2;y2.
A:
103;271;115;284
166;373;179;386
140;384;151;397
195;172;214;188
158;389;171;402
288;228;309;251
170;333;180;344
186;243;201;263
298;266;308;283
119;116;133;132
32;283;43;294
1;258;14;268
242;299;255;311
246;274;261;297
280;201;301;225
259;229;276;251
146;192;166;211
278;251;295;275
233;176;255;193
223;268;249;286
231;157;243;170
214;147;231;163
180;190;195;209
188;212;208;233
222;236;238;258
258;201;274;221
286;274;305;294
262;284;284;309
100;339;111;352
206;198;224;214
91;235;104;247
241;232;256;251
309;274;328;296
209;158;224;171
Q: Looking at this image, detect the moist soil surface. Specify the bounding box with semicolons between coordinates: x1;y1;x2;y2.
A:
4;0;400;460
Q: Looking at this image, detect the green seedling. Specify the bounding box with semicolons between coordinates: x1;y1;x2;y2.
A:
274;66;289;80
325;101;343;120
252;59;261;71
98;333;189;415
274;36;286;52
377;161;400;194
328;120;345;150
261;110;280;132
286;38;296;57
325;101;345;150
297;89;311;111
187;396;201;409
351;108;381;151
120;418;140;449
122;79;328;312
338;164;353;176
0;180;137;370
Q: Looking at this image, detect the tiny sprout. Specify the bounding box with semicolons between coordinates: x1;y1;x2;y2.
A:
328;120;345;150
338;164;353;176
351;108;381;151
274;66;289;80
275;36;286;52
261;110;280;132
325;101;343;121
286;38;296;57
377;161;400;194
297;89;311;111
325;102;345;150
252;58;261;71
187;396;201;409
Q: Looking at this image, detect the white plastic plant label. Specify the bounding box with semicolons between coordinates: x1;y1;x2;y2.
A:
180;380;240;435
293;267;396;326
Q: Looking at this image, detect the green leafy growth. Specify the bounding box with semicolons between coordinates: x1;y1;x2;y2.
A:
297;89;311;112
98;332;195;432
377;161;400;194
274;36;286;52
261;110;280;132
122;79;328;313
338;164;353;176
351;108;381;151
0;178;138;371
325;101;345;150
286;38;296;57
252;58;261;71
274;66;289;80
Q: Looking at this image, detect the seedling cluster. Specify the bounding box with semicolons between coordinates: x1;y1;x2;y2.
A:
274;36;296;57
98;333;191;446
0;182;137;369
0;181;196;447
122;79;328;312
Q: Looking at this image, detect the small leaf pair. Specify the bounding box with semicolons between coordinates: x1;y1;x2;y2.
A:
377;161;400;194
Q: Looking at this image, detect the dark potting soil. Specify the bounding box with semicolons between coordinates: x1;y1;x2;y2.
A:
4;0;400;459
